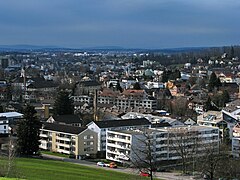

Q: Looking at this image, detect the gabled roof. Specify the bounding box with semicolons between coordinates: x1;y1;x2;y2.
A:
50;115;82;124
92;118;151;128
79;81;101;87
42;122;87;135
27;80;58;89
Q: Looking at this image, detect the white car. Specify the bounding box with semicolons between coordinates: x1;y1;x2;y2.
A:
97;162;106;167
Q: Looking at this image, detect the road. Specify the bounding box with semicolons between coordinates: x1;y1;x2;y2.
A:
41;154;202;180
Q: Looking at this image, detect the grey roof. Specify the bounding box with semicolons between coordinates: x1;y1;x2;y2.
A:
93;118;151;128
79;81;101;87
223;99;240;113
42;122;87;134
27;80;58;89
51;115;82;124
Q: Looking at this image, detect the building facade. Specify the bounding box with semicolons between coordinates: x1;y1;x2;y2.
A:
40;123;98;158
106;126;220;163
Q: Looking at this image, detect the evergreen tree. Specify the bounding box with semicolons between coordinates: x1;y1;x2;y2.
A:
116;82;123;93
205;97;212;111
208;72;221;91
222;90;230;105
0;105;3;112
133;82;141;90
230;46;235;59
161;70;168;83
53;91;74;115
16;105;42;155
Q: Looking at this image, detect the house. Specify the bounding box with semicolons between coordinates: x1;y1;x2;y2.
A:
47;115;82;127
75;80;101;95
184;118;196;126
86;118;151;153
40;122;98;159
26;80;59;102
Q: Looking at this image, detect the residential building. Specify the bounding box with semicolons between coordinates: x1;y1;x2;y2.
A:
232;137;240;158
75;80;101;95
106;126;219;163
98;89;157;111
86;118;151;152
40;123;98;159
232;123;240;157
0;116;9;134
197;111;235;138
0;112;23;134
222;99;240;122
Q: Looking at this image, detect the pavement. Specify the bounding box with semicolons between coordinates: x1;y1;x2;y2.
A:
41;154;202;180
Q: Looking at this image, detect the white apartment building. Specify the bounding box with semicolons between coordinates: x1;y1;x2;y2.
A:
0;117;8;134
106;126;220;163
232;137;240;157
71;95;92;105
232;123;240;157
86;118;151;152
106;130;146;162
0;112;23;134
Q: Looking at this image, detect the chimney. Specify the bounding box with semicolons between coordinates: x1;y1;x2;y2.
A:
43;104;50;119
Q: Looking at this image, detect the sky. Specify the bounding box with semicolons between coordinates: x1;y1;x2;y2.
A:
0;0;239;49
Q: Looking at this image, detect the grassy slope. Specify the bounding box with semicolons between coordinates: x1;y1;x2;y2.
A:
40;151;69;158
15;158;144;180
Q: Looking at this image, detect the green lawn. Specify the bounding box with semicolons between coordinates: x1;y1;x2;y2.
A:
13;158;147;180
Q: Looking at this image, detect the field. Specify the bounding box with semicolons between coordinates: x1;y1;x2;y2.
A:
1;158;148;180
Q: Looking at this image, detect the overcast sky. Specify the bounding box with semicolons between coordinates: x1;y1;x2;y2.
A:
0;0;239;49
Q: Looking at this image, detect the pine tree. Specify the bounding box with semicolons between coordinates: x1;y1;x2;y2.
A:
116;82;123;92
208;72;221;91
133;82;141;90
16;105;42;155
53;91;74;115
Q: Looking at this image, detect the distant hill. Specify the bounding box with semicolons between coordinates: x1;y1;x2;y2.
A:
0;44;219;54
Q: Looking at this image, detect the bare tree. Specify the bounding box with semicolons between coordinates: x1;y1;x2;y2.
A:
168;128;199;174
130;131;156;180
197;143;226;180
6;136;16;177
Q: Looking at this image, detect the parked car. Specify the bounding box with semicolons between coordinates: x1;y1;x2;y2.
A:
109;162;117;168
140;172;150;177
97;162;106;167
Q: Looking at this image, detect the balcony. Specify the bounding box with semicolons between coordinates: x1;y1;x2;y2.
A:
107;142;130;150
56;136;72;141
107;136;130;143
40;134;49;138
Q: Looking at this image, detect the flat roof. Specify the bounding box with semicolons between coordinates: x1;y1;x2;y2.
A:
0;112;23;118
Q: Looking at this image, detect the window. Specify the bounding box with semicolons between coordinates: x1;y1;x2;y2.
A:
84;136;87;139
90;135;94;139
4;126;6;129
90;141;94;145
